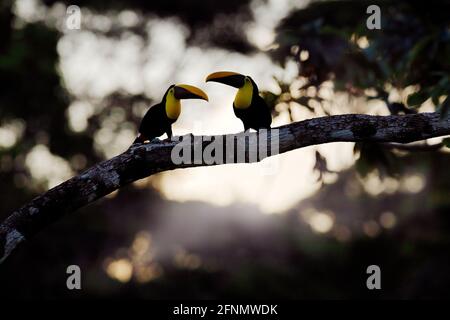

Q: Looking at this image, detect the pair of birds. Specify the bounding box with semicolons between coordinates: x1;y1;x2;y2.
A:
134;71;272;143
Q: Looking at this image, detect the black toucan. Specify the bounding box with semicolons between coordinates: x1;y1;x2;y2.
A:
206;71;272;131
134;84;208;143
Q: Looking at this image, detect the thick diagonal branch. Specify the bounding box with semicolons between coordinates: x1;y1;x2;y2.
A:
1;112;449;264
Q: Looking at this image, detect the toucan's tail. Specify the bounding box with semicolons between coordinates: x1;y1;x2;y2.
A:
133;134;147;144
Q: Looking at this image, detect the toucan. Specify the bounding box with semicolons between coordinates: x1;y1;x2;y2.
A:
134;84;208;143
206;71;272;131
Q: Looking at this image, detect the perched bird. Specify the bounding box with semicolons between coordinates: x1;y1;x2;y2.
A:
206;71;272;131
134;84;208;143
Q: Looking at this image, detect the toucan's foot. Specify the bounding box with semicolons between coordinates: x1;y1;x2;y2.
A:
150;137;161;143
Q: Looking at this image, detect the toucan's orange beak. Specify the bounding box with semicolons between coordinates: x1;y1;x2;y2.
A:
206;71;246;88
174;84;209;101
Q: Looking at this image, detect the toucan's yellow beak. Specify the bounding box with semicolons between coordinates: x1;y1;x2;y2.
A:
174;84;209;101
205;71;246;88
206;71;242;82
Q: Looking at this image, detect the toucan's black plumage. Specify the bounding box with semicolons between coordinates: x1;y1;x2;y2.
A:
134;84;208;143
206;71;272;131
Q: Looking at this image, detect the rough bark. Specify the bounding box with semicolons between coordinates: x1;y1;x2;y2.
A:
1;112;449;264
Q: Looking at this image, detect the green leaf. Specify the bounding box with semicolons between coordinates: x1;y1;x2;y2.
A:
440;96;450;119
407;91;429;108
294;96;311;107
354;143;399;178
406;35;433;68
442;138;450;148
430;77;450;107
432;93;440;106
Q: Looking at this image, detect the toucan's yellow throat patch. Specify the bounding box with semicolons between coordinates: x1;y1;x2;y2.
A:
234;79;253;109
165;91;181;120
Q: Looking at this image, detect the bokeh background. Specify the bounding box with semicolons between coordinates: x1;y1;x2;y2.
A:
1;0;450;299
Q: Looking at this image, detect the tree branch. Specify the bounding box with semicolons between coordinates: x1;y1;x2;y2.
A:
380;141;444;152
1;112;449;264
